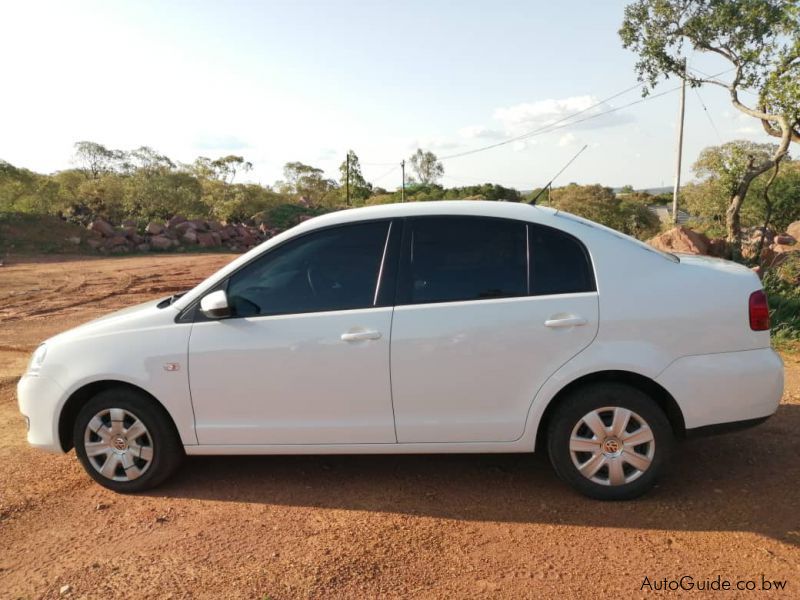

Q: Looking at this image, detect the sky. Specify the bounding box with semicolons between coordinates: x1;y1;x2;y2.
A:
0;0;770;190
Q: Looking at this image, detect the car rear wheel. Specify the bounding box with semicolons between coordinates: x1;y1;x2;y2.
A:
547;382;673;500
73;388;183;493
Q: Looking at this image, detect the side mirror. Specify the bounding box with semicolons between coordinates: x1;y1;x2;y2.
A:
200;289;231;319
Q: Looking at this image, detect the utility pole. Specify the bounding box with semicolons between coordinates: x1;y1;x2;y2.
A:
401;160;406;202
672;65;687;225
345;152;350;206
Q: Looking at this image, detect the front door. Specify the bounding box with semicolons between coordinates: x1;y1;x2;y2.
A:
390;216;599;443
188;220;398;445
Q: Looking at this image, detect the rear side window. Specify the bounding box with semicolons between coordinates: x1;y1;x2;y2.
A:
400;217;527;304
529;224;595;295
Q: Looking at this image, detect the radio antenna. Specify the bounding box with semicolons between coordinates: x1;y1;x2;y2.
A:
529;144;589;205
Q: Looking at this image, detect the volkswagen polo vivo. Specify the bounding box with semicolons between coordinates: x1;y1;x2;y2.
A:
18;201;784;500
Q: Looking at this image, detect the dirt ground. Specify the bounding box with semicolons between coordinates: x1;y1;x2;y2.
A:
1;254;799;599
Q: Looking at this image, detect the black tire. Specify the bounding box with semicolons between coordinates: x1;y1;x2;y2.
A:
73;387;183;493
547;382;673;501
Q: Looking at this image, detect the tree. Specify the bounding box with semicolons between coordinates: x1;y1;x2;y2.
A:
277;162;337;203
550;184;660;239
338;150;372;205
211;155;252;183
72;141;120;179
620;0;800;243
409;149;444;185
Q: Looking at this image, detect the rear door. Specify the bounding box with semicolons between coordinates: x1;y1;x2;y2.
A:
390;216;599;443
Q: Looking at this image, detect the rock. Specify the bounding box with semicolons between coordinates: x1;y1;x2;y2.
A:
86;239;102;250
106;235;129;248
189;219;208;231
88;218;115;237
181;229;198;244
196;232;215;248
110;245;130;254
772;243;798;254
208;220;222;232
145;221;164;235
121;219;137;228
122;226;137;239
67;236;81;245
167;215;187;229
774;234;796;245
60;584;71;595
647;226;709;255
211;232;222;246
174;221;195;234
136;243;151;252
786;220;800;241
150;235;172;250
707;238;729;258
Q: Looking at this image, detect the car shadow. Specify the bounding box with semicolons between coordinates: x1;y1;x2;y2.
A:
150;403;800;545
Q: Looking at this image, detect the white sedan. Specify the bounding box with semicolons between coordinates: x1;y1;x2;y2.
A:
18;201;783;500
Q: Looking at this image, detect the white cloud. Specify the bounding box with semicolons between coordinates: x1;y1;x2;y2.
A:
558;133;576;147
493;95;633;136
458;125;504;140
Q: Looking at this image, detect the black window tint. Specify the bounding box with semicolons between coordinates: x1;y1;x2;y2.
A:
227;221;390;317
529;224;595;295
404;217;527;304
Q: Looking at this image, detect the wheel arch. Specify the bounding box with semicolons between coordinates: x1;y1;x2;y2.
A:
534;370;686;452
58;380;179;452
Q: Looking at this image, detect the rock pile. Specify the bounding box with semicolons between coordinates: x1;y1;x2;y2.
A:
647;221;800;275
85;216;277;254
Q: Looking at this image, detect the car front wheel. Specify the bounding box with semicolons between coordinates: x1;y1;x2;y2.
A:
547;383;673;500
73;388;183;493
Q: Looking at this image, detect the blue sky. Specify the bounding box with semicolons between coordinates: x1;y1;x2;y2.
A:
0;0;767;190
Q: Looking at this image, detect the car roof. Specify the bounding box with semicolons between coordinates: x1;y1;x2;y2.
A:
300;200;542;228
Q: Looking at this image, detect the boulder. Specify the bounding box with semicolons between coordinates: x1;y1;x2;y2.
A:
67;236;81;245
196;232;215;248
121;219;137;229
774;234;796;245
122;226;138;239
211;232;222;246
771;243;798;255
181;229;198;244
105;235;129;248
707;238;729;258
189;219;208;231
86;238;102;250
150;235;172;250
174;221;195;234
145;221;164;235
136;243;151;252
167;215;187;229
647;226;709;255
786;220;800;241
88;218;115;237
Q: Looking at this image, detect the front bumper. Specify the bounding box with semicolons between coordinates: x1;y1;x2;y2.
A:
17;373;66;453
657;347;784;430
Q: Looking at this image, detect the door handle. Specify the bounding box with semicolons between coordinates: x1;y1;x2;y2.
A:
341;330;382;342
544;316;587;328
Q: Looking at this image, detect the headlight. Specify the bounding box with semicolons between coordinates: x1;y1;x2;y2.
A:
27;344;48;373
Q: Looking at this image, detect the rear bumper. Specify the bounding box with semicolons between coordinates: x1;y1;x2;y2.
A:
17;373;66;453
657;348;783;430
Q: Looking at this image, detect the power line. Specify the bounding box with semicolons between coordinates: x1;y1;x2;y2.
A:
437;82;647;161
693;87;724;143
371;164;399;183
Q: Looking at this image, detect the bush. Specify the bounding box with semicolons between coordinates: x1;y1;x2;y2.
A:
763;254;800;345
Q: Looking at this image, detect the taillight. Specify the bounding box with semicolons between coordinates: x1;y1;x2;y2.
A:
749;290;770;331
